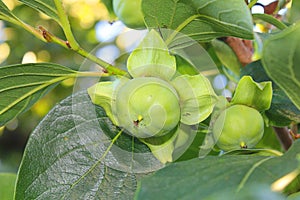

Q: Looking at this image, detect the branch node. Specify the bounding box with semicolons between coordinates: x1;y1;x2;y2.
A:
38;26;53;42
66;41;71;49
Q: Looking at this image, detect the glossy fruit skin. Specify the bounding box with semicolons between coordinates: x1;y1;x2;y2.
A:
115;77;181;138
113;0;146;29
213;105;264;151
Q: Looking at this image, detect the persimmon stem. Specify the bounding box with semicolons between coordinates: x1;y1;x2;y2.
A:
247;0;259;8
38;26;127;76
53;0;80;50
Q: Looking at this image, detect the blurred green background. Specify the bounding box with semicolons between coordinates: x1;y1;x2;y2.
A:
0;0;126;172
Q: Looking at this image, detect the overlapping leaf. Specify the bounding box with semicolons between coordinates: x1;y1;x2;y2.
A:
0;63;76;126
212;39;241;76
262;22;300;110
19;0;60;23
135;140;300;199
142;0;253;42
15;91;159;199
253;14;287;30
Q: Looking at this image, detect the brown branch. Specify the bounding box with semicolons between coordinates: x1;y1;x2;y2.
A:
264;1;278;15
273;127;293;151
224;37;253;66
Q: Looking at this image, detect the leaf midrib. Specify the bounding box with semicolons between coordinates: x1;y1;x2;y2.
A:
0;75;71;115
0;73;74;80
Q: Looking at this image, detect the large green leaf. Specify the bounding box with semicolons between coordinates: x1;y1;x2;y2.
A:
19;0;60;23
0;63;76;126
262;22;300;111
135;140;300;199
142;0;253;42
197;184;285;200
0;173;17;200
290;0;300;23
15;91;161;199
241;60;300;126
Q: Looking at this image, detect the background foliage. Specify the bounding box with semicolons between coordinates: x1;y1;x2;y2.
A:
0;0;113;172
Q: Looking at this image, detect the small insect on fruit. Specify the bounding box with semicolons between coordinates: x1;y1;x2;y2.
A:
133;115;143;127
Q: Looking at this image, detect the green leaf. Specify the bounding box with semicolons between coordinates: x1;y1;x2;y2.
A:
262;22;300;111
267;87;300;126
0;1;22;24
15;91;160;199
231;76;272;111
135;140;300;199
141;127;178;164
211;39;241;76
19;0;60;24
171;74;217;125
190;0;253;40
0;173;17;200
290;0;300;23
142;0;253;42
127;30;176;80
288;192;300;200
202;184;285;200
0;63;76;126
253;14;287;30
241;60;300;126
142;124;197;164
175;55;199;76
142;0;195;32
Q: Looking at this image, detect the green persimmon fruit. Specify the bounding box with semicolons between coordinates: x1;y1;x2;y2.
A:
113;0;146;29
213;105;264;151
115;77;181;138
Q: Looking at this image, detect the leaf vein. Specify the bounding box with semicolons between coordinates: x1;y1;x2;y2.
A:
236;157;272;192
